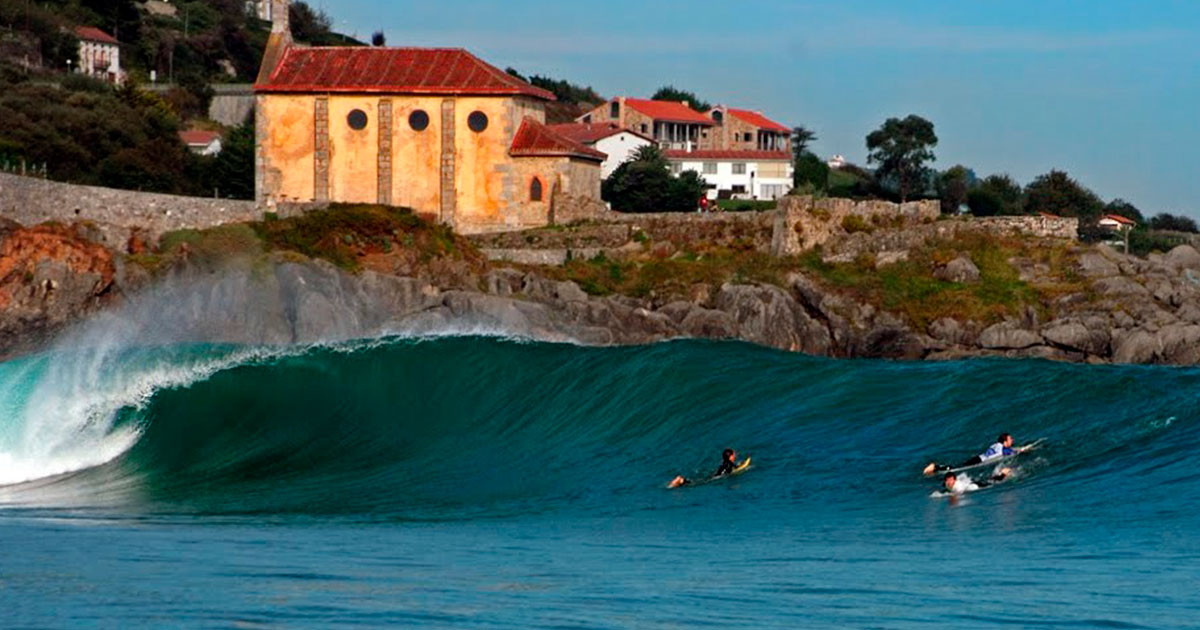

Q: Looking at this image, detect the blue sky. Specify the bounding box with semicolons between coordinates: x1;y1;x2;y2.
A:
326;0;1200;217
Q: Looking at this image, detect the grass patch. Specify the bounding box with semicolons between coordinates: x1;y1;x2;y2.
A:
249;203;474;271
715;199;777;212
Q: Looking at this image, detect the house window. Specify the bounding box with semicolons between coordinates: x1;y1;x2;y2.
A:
582;114;592;123
743;132;752;142
732;185;747;194
409;109;429;131
347;109;368;130
530;177;543;202
703;162;718;175
468;111;488;133
761;184;786;199
670;162;682;174
640;123;647;133
712;110;723;124
610;101;620;118
732;163;747;175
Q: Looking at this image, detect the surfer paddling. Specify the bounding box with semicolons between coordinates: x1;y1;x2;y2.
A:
668;448;746;488
923;433;1032;476
942;468;1012;496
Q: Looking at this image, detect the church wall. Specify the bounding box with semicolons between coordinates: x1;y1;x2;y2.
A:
258;94;315;204
327;96;379;204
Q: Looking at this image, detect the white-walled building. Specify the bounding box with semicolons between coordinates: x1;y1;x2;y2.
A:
549;122;654;179
827;154;847;169
664;150;793;200
179;130;223;156
75;26;122;84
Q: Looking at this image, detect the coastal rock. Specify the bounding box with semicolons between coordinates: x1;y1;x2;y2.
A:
1156;324;1200;364
1092;276;1150;297
1163;245;1200;271
928;317;979;347
978;322;1042;350
1078;252;1120;277
933;255;981;284
1041;318;1110;355
714;283;831;354
1112;329;1160;364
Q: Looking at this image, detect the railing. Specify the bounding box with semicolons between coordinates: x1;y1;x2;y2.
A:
658;141;696;152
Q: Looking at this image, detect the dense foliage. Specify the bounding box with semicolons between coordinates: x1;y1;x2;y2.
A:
650;86;710;112
602;145;706;213
1148;213;1198;233
865;115;938;202
505;68;602;105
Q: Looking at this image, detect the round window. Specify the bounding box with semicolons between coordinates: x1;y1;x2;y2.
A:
409;109;430;131
467;111;488;133
347;109;368;130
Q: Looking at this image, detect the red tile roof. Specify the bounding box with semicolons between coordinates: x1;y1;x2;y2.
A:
623;98;713;125
1102;214;1137;225
726;108;790;133
179;130;221;146
510;118;606;161
663;150;792;161
547;122;653;145
75;26;118;45
255;47;555;99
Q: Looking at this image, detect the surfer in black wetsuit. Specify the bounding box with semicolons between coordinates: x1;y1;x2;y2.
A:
667;448;738;488
713;448;737;478
923;433;1018;476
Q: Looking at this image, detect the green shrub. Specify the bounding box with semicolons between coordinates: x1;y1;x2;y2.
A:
841;214;873;234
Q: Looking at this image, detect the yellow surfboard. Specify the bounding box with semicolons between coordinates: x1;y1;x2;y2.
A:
731;457;751;475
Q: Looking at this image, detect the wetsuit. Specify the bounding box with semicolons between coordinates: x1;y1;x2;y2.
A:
713;459;736;478
933;442;1014;473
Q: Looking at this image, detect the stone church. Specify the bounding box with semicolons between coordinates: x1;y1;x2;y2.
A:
253;0;606;233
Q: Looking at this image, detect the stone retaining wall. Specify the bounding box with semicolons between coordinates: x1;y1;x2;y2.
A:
0;172;264;250
973;215;1079;240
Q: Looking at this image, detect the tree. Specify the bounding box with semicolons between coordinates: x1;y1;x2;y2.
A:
865;115;937;202
289;1;332;44
602;145;704;213
1149;213;1199;233
976;174;1023;215
650;86;710;112
793;152;829;191
371;31;386;46
212;114;255;199
791;126;817;157
1105;199;1145;225
937;165;973;214
967;188;1003;216
1023;170;1103;219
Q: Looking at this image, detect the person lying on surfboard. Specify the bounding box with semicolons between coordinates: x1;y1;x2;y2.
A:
942;467;1012;495
923;433;1023;476
668;448;743;488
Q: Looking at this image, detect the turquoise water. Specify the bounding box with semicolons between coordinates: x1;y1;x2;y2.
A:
1;336;1198;628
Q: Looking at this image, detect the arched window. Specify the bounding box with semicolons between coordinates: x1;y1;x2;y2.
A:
712;110;724;124
530;177;543;202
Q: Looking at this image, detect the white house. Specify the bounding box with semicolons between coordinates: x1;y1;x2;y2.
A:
827;154;847;169
1098;214;1137;231
548;122;654;179
179;130;223;156
664;150;793;200
75;26;122;84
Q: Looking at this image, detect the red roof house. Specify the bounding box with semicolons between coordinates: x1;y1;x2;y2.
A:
75;26;119;45
511;119;606;161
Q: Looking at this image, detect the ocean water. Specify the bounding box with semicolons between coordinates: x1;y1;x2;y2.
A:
1;335;1198;629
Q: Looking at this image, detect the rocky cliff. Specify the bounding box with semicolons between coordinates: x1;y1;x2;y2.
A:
5;213;1200;366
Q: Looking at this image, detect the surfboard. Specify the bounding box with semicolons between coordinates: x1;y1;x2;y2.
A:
731;457;751;475
923;439;1044;477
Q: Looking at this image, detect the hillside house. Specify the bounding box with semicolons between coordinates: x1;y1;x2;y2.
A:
180;130;223;156
75;26;122;84
578;98;716;151
706;106;791;152
548;122;653;179
253;0;607;232
665;150;793;201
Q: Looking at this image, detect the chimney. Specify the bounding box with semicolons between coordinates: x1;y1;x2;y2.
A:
683;100;690;108
271;0;291;37
256;0;293;85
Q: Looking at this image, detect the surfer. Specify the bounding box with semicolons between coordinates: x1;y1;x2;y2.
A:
667;448;739;488
923;433;1020;476
942;467;1012;495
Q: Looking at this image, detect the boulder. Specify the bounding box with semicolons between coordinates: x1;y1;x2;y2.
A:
1164;245;1200;271
1092;276;1150;297
1111;329;1159;364
714;283;831;354
978;322;1042;350
1156;324;1200;364
933;255;981;284
1078;252;1120;277
1041;318;1110;355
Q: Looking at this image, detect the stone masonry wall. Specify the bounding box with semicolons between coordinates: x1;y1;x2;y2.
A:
0;172;263;250
771;195;941;256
